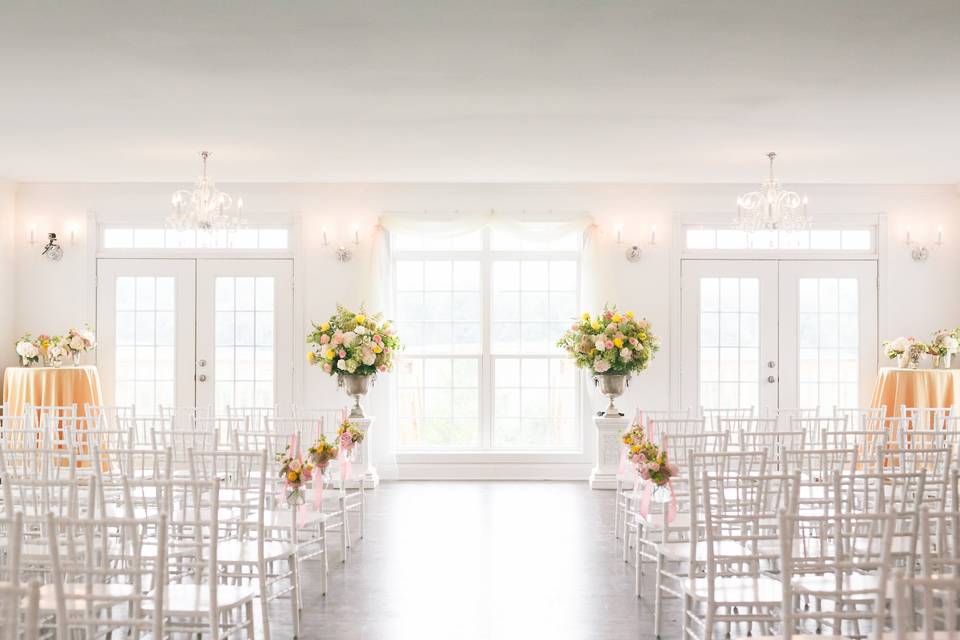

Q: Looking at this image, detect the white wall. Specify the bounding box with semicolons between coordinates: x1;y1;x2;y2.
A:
0;182;15;372
6;182;960;476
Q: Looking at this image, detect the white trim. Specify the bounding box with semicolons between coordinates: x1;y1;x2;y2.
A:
394;461;591;480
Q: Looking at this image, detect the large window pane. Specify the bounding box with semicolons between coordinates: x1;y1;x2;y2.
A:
796;277;858;413
698;277;760;410
396;357;480;447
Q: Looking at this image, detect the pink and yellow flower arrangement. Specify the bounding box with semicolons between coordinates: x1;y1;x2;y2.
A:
307;434;339;473
306;305;401;376
277;446;314;505
622;421;678;487
337;418;365;456
556;306;659;375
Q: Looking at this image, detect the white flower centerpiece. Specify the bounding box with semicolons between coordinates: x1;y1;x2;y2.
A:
14;334;40;367
62;325;97;366
928;329;959;369
883;336;926;369
556;306;660;417
306;305;401;418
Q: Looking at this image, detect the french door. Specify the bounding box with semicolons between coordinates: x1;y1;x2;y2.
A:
680;259;878;413
96;258;293;414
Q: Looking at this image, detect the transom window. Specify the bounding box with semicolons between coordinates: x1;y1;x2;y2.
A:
101;226;289;250
392;228;581;451
685;227;873;252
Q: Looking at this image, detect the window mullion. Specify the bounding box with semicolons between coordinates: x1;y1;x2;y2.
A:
481;228;493;449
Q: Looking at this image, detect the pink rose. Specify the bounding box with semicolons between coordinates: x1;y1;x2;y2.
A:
374;335;382;343
319;334;330;344
323;363;332;373
338;350;347;358
629;337;638;346
605;340;614;350
332;333;344;345
378;365;387;373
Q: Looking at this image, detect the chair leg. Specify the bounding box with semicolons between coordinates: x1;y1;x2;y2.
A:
704;604;715;640
288;555;300;639
245;601;256;639
359;487;366;539
258;565;271;640
320;522;329;596
654;552;664;635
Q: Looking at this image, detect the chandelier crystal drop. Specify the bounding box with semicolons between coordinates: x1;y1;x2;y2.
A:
735;152;811;232
167;151;245;232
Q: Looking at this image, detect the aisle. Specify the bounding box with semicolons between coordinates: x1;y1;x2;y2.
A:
275;481;677;640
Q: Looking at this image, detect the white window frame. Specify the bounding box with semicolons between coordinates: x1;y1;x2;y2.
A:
668;212;887;410
391;228;586;464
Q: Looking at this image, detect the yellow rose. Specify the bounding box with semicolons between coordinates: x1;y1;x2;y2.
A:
355;314;366;325
306;351;316;363
325;349;335;360
613;338;624;348
287;472;299;482
372;345;382;353
630;445;641;454
320;322;330;332
590;321;601;331
612;314;622;323
582;312;590;321
626;311;634;319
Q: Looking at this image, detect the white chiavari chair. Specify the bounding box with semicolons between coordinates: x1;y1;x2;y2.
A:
191;449;302;640
226;404;279;430
194;415;248;448
61;414;135;473
789;416;849;447
885;446;953;476
901;405;956;431
741;430;806;468
779;502;895;640
720;417;780;444
293;407;344;438
23;403;77;430
834;406;886;432
701;406;754;431
766;406;819;428
0;512;23;585
0;414;48;451
122;476;257;637
158;404;211;428
40;511;167;640
650;451;770;634
892;574;960;640
784;447;858;482
119;415;169;449
266;416;318;443
93;445;172;517
680;471;802;640
916;504;960;579
644;408;697;421
822;430;887;474
649;418;708;443
902;429;960;456
0;579;39;640
150;424;219;469
83;403;135;430
0;445;76;482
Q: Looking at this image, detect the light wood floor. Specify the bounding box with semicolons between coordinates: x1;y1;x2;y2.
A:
266;481;680;640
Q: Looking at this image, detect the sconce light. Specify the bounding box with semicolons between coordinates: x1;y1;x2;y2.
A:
41;233;64;261
322;225;361;263
617;223;658;263
905;225;944;262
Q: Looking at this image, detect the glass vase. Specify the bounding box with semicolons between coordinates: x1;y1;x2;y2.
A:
71;353;81;367
286;487;306;506
908;347;923;370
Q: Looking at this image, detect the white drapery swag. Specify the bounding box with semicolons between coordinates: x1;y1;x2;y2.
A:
363;211;605;314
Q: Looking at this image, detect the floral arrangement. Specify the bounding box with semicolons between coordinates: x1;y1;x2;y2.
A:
883;336;919;359
15;333;40;366
13;325;97;366
556;306;659;374
622;421;678;487
62;325;97;357
307;435;339;473
306;305;401;376
277;446;314;505
928;329;960;357
337;418;365;456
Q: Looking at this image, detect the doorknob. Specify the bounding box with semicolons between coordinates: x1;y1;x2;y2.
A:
198;374;207;382
767;361;776;368
767;375;776;383
198;359;207;367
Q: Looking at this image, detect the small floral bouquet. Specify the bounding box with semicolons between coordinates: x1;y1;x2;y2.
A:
277;446;313;506
337;418;365;457
306;305;401;376
883;336;915;359
632;440;679;488
37;335;65;366
62;325;96;363
14;333;40;366
307;435;339;474
556;305;660;374
929;330;960;356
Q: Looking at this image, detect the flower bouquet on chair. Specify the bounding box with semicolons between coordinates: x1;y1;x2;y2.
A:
336;414;365;482
622;419;679;522
277;446;313;507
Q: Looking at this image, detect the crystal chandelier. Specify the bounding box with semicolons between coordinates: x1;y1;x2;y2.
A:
735;152;810;232
167;151;245;231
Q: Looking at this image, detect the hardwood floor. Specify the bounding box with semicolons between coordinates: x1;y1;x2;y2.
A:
267;481;681;640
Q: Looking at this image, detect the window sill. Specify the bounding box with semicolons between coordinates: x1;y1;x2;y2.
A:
395;450;587;465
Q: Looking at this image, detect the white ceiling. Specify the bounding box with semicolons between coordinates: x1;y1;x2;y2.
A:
0;1;958;183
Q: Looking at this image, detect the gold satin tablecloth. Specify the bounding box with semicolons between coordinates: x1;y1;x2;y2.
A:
2;365;103;422
869;367;960;417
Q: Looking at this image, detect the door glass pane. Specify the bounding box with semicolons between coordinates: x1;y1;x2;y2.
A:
698;277;760;411
797;277;859;412
214;276;275;414
114;277;175;415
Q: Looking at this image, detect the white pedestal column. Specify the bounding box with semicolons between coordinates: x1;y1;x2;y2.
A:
346;416;380;489
589;415;629;490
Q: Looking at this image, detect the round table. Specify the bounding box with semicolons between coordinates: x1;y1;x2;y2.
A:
869;366;960;417
2;365;103;420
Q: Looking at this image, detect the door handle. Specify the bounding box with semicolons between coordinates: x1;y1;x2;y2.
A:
198;359;207;367
767;361;776;368
198;374;208;382
767;375;776;383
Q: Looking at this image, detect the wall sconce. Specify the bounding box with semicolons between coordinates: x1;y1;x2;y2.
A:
41;233;64;261
617;223;658;263
906;225;943;262
322;225;360;263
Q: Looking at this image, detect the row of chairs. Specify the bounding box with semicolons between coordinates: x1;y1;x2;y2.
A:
0;403;368;639
672;404;958;432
